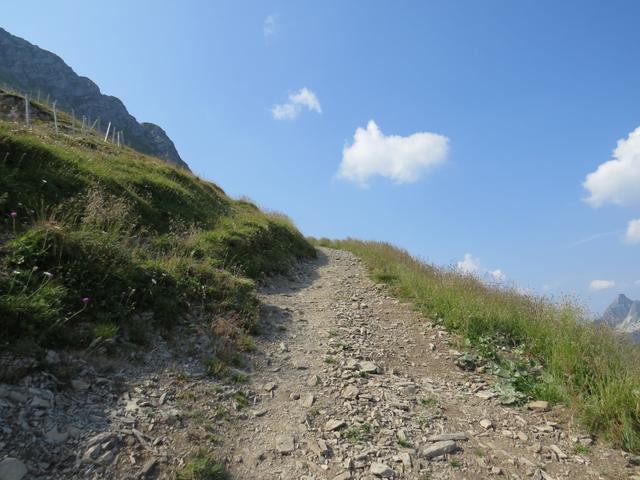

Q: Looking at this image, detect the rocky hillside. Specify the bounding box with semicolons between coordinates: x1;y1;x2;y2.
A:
0;27;188;169
600;293;640;341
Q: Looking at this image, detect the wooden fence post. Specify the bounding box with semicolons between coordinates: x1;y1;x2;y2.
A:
24;95;30;127
53;101;59;134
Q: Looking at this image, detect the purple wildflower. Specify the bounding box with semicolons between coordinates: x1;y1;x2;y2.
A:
9;211;17;219
81;297;90;305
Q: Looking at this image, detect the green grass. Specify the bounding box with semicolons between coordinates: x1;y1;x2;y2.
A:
177;449;226;480
419;397;438;408
232;391;248;409
397;438;412;448
343;423;371;443
312;238;640;453
574;444;590;455
93;321;119;340
0;120;314;354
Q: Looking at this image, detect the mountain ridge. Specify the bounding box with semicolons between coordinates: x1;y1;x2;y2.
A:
0;27;188;169
600;293;640;341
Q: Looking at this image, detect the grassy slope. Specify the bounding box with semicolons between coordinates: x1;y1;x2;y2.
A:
314;238;640;452
0;120;314;353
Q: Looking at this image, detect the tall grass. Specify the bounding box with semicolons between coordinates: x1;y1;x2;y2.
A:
314;238;640;452
0;121;314;352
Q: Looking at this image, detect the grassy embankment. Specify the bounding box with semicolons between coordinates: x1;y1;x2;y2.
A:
0;119;314;355
313;238;640;452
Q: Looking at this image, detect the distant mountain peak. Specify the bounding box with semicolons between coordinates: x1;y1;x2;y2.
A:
0;27;189;169
614;293;632;304
601;293;640;341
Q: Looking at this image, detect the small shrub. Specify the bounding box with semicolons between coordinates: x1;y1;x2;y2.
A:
236;334;256;352
204;355;226;377
232;391;248;409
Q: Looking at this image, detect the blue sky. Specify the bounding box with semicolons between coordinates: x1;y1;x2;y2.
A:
4;1;640;313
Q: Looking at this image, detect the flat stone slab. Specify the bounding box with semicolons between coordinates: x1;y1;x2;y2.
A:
276;435;295;454
324;419;346;431
527;400;550;412
0;458;27;480
426;432;468;442
370;462;394;478
359;361;380;374
341;385;359;399
422;440;458;459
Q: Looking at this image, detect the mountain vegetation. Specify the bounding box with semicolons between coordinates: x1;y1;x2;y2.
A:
312;238;640;452
0;112;314;356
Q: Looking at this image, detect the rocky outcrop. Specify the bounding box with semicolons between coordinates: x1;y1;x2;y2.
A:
0;27;189;169
140;122;182;167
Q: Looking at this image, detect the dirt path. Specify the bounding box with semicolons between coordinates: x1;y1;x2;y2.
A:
0;247;634;479
218;247;631;479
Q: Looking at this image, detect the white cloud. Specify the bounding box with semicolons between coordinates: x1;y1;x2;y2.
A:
584;126;640;208
625;218;640;244
264;14;278;39
489;269;506;281
271;88;322;120
589;279;616;291
456;253;505;282
337;120;449;185
457;253;481;275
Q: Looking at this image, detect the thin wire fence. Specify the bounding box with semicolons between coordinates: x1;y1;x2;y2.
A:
0;83;126;148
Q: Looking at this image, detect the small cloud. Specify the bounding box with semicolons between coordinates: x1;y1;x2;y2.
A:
457;253;481;275
583;126;640;208
338;120;449;185
264;14;278;39
489;269;506;281
456;253;505;282
272;88;322;120
625;218;640;244
589;279;616;291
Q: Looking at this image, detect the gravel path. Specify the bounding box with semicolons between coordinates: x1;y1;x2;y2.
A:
218;247;631;479
0;247;634;479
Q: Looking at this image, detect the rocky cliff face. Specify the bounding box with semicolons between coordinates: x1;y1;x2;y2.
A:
600;293;640;341
0;27;188;169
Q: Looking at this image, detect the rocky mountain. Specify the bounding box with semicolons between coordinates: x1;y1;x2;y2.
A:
600;293;640;341
0;27;188;169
